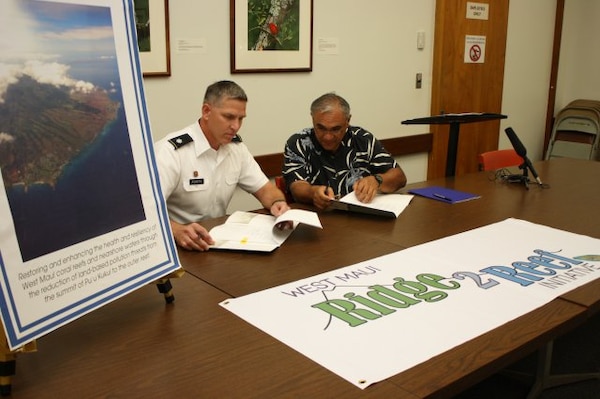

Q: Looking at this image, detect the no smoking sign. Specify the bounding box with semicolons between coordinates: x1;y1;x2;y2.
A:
470;44;482;62
465;35;486;64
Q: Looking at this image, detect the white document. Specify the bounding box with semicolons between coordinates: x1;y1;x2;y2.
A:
210;209;322;252
328;192;414;218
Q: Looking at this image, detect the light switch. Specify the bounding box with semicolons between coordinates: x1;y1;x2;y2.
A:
417;31;425;50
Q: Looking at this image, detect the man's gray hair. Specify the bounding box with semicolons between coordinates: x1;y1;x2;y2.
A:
310;92;351;118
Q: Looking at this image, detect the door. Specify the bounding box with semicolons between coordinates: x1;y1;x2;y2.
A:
428;0;510;179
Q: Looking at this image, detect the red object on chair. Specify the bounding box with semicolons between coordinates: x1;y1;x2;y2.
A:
478;149;524;171
275;176;294;203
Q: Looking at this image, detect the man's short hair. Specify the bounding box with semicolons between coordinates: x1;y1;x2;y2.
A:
204;80;248;106
310;92;351;118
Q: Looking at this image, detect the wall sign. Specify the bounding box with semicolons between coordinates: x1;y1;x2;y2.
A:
466;2;489;20
465;35;486;63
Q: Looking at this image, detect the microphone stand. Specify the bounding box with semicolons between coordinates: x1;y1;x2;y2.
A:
506;161;530;190
503;128;546;190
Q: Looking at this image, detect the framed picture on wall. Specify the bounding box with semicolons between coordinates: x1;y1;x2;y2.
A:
135;0;171;76
230;0;313;73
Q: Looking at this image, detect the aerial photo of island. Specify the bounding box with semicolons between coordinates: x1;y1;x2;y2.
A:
0;1;146;261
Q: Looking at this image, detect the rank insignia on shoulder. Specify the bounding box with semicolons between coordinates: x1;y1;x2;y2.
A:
168;133;193;149
232;134;243;143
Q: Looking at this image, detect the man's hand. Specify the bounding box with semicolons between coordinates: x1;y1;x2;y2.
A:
171;221;215;251
270;199;291;217
352;175;379;203
312;185;333;210
270;200;294;230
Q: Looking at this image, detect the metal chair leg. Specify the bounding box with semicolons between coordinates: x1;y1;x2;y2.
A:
526;340;600;399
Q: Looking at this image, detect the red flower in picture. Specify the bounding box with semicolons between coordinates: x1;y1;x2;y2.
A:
269;23;279;35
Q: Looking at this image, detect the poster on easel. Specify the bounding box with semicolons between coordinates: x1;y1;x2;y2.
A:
0;0;179;350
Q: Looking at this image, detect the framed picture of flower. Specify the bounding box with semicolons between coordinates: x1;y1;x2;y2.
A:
230;0;313;73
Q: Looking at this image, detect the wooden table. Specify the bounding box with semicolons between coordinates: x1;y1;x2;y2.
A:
179;210;405;297
12;273;414;398
10;158;599;398
357;157;600;248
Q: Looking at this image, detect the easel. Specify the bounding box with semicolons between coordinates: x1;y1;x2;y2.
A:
0;269;184;395
155;268;185;304
0;334;36;396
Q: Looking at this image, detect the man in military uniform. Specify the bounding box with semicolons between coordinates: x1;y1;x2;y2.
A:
155;80;290;251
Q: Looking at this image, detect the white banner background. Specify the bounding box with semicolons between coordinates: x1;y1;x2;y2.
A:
222;218;600;389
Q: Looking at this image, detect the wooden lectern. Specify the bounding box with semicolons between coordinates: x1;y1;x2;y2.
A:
402;112;507;177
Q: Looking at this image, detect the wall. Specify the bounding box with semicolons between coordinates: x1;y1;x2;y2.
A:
556;0;600;112
142;1;561;211
499;0;557;159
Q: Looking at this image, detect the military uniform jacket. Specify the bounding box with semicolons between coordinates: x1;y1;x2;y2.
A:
154;121;268;224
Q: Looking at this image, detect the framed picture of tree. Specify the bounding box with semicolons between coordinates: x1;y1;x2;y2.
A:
135;0;171;76
230;0;313;73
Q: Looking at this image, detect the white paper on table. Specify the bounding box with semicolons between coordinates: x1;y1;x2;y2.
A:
210;209;322;252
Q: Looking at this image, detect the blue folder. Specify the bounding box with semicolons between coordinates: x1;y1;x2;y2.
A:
408;186;480;204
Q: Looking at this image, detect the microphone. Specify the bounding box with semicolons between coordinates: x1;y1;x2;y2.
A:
504;127;543;186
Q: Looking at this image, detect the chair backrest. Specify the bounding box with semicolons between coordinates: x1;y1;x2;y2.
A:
478;149;523;171
275;175;294;203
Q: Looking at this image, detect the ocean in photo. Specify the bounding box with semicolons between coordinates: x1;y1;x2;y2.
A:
7;57;147;261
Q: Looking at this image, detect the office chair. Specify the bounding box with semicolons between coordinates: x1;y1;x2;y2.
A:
275;176;294;203
478;148;523;171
